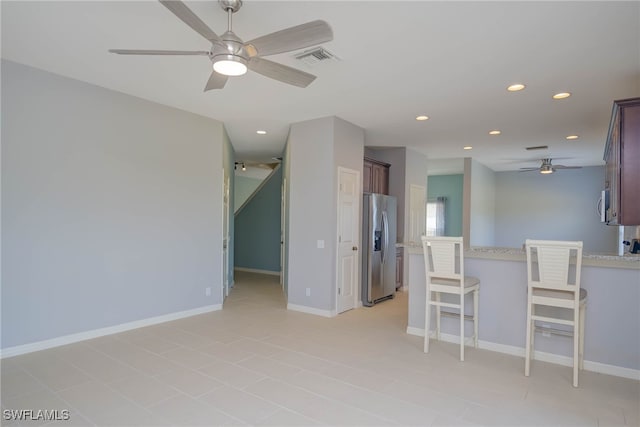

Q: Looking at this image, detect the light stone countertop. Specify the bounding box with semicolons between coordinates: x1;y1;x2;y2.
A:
397;242;640;270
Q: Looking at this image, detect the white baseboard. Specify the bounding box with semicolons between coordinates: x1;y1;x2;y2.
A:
406;326;426;337
234;267;281;276
287;303;335;318
0;304;222;359
406;327;640;381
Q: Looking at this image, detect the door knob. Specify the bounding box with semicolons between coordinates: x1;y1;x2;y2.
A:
352;246;358;251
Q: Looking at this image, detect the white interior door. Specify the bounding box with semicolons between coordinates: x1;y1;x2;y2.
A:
222;174;230;300
409;184;426;243
337;167;360;314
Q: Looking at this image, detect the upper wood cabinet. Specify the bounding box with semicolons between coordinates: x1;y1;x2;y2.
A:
363;157;390;194
604;97;640;225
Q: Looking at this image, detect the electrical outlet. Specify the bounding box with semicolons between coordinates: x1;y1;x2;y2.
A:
205;287;211;297
305;287;311;297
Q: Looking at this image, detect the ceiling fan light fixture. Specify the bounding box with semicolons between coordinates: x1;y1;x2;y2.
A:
540;164;554;174
213;55;248;76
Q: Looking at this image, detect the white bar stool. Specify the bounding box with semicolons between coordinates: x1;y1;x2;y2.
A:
421;236;480;361
524;239;587;387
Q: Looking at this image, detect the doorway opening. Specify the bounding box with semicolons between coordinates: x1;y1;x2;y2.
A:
230;162;284;304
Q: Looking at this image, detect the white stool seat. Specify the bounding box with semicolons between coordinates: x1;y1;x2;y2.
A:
421;236;479;362
532;287;587;302
432;276;480;288
525;239;586;387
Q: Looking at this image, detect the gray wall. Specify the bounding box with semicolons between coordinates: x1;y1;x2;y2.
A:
234;176;263;211
494;166;617;252
288;117;335;310
334;118;365;175
234;167;282;273
1;61;224;349
287;117;364;312
461;159;616;252
404;148;429;241
468;158;496;246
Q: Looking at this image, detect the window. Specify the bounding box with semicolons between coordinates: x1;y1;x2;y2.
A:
426;197;446;236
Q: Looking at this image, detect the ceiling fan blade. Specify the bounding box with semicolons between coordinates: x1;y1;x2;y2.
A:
248;57;316;88
245;20;333;57
109;49;210;55
554;165;582;169
159;0;220;43
518;168;540;172
204;71;228;91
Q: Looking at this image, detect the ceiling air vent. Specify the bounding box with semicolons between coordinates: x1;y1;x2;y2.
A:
526;145;549;151
294;47;339;66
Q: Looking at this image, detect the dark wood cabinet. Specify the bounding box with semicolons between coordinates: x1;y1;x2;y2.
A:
395;247;403;290
604;98;640;225
363;160;373;193
363;157;390;194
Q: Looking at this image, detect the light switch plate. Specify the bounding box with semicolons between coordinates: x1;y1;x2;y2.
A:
317;240;325;249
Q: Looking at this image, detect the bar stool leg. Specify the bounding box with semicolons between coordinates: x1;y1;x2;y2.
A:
579;302;586;370
435;292;441;340
525;292;533;377
460;293;465;362
573;308;580;387
473;289;479;348
424;290;431;353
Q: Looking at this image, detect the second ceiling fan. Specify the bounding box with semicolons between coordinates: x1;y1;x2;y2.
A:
520;158;582;174
109;0;333;90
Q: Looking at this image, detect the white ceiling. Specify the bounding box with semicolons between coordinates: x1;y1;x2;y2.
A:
2;1;639;172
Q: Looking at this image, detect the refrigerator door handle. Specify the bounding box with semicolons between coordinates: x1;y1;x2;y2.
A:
381;210;389;264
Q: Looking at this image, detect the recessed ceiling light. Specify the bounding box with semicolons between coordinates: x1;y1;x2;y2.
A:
566;135;579;140
553;92;571;99
489;130;501;135
463;146;473;150
256;130;267;135
415;115;429;121
507;83;525;92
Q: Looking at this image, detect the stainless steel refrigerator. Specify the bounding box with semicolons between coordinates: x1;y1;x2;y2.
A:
362;193;397;306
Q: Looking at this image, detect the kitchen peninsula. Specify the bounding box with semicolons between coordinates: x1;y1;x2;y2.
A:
403;244;640;379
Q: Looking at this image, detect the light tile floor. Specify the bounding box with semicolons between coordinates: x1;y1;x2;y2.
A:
1;271;638;426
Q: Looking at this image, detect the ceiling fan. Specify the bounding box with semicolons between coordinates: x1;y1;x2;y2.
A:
519;158;582;174
109;0;333;90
